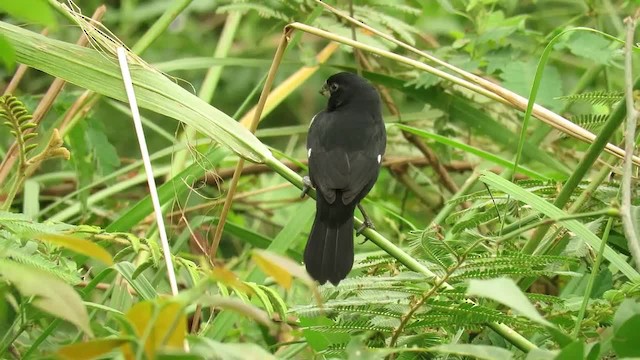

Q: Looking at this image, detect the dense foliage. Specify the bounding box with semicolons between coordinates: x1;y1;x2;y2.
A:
1;0;640;359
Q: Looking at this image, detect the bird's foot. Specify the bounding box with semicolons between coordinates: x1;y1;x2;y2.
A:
356;218;375;244
300;176;313;199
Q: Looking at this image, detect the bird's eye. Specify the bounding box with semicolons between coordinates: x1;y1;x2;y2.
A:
329;83;339;92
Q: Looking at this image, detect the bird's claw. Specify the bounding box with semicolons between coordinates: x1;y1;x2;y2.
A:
300;176;313;198
356;218;375;244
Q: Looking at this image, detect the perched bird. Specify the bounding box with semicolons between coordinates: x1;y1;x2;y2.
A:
302;72;386;285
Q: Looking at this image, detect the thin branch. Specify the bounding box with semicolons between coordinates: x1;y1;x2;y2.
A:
621;13;640;270
209;28;293;259
355;52;461;196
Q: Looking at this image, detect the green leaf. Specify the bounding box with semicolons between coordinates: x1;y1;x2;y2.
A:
466;277;553;327
0;284;18;336
499;60;563;112
526;349;558;360
364;71;569;176
0;34;15;71
0;259;92;336
612;299;640;357
629;205;640;261
612;314;640;357
22;179;40;219
480;171;640;281
558;32;616;65
56;338;128;360
87;119;121;177
68;122;92;214
114;262;158;300
431;344;514;360
300;316;351;351
0;0;56;27
554;341;584;360
33;233;113;266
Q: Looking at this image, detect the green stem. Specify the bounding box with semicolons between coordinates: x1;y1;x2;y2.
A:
131;0;194;54
571;216;613;338
0;321;26;358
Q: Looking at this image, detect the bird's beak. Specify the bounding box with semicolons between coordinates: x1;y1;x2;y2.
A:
320;83;330;97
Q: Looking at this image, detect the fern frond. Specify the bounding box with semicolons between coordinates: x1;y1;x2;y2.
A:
556;91;623;106
407;230;456;268
0;95;38;170
571;114;610;132
355;5;419;45
216;3;291;21
368;0;421;16
306;321;393;334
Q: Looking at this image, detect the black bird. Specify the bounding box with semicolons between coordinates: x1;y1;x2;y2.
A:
302;72;386;285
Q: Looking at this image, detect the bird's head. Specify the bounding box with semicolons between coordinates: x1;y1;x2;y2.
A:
321;72;380;111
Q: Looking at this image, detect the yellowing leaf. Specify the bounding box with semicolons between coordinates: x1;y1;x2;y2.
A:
121;300;186;359
210;267;252;294
0;260;93;336
252;250;312;289
34;233;113;266
56;338;128;360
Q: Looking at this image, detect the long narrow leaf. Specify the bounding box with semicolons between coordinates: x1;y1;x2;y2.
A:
0;21;270;163
396;124;548;180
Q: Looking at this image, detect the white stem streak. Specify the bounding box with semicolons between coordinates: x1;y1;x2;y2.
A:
621;16;640;271
116;47;180;296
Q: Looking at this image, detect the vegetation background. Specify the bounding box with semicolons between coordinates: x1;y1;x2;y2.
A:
1;0;640;359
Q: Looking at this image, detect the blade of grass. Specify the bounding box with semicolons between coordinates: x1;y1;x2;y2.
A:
0;20;270;163
395;124;548;179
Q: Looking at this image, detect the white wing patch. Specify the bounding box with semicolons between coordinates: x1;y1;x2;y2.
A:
377;154;381;163
308;148;312;158
310;113;318;125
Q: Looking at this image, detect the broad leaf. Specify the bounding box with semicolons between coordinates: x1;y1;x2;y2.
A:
252;249;313;289
0;260;92;336
466;277;553;327
121;300;186;359
56;338;128;360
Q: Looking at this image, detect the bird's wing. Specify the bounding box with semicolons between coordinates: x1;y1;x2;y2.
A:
307;111;385;205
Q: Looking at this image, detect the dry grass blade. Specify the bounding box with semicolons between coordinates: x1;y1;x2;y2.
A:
305;3;640;166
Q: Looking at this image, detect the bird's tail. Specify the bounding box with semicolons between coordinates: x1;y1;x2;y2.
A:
304;198;355;285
